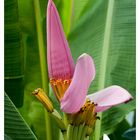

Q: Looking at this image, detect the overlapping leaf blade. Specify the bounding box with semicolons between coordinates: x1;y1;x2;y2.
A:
5;93;37;140
4;0;24;107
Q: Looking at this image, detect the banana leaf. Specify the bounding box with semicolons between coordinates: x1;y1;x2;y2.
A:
4;0;24;107
4;93;37;140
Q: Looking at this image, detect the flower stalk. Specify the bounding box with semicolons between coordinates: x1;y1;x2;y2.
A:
73;126;78;140
33;0;52;140
77;124;85;140
80;125;88;140
62;131;67;140
67;124;74;140
94;0;115;139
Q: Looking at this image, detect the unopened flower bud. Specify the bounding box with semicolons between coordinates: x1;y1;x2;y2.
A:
32;88;53;112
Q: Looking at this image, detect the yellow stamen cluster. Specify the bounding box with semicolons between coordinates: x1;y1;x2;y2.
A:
68;99;97;128
50;79;71;101
32;88;53;112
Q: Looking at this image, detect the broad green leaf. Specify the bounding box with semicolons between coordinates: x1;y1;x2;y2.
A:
71;0;90;27
4;0;24;107
4;93;37;140
5;134;13;140
59;0;73;36
69;0;135;137
101;103;135;135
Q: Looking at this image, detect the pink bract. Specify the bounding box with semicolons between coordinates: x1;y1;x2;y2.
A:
47;0;74;79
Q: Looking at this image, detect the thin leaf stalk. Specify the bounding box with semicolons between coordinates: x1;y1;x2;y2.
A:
62;131;67;140
94;0;115;140
64;113;68;127
73;126;78;140
33;0;52;140
84;136;89;140
80;125;88;140
67;124;74;140
77;124;84;140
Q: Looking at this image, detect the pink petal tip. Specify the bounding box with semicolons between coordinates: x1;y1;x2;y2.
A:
47;0;74;79
87;85;133;112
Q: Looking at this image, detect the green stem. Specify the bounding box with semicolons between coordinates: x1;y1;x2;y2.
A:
73;126;78;140
94;113;102;140
94;0;114;140
33;0;52;140
80;125;88;140
64;113;68;127
77;124;84;140
84;136;89;140
62;131;67;140
67;124;74;140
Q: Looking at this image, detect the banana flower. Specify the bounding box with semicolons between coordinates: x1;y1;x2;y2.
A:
47;0;133;125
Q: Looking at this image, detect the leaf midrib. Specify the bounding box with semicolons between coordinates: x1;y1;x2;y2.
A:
94;0;115;140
